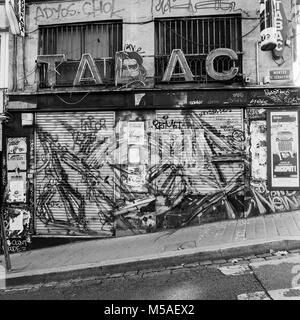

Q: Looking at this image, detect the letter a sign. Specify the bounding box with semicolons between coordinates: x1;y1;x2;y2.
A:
162;49;194;82
73;53;103;85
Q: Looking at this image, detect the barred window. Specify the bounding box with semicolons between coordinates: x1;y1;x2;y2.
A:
155;15;243;83
38;21;122;86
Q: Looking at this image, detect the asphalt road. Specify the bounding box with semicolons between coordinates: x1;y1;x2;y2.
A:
0;264;267;300
1;254;300;300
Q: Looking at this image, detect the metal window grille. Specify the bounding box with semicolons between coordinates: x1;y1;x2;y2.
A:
38;21;123;87
155;15;243;83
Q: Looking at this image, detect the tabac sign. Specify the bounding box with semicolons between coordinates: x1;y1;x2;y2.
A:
37;47;239;87
273;0;289;60
259;0;290;59
5;0;25;37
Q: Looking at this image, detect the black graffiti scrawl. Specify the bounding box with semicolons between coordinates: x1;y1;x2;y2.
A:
34;110;258;236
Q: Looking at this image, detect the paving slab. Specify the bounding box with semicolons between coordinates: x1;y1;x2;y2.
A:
264;215;278;238
292;212;300;230
274;214;290;237
255;216;266;239
220;220;237;243
246;218;256;239
282;214;300;236
233;219;247;242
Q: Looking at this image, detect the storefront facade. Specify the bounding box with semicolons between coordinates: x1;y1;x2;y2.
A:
3;0;300;241
5;87;300;239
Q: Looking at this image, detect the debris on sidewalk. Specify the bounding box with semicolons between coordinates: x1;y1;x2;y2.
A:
237;291;271;300
218;265;251;276
274;251;288;257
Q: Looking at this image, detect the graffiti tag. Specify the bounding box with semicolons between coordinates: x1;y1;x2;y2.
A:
153;0;247;15
34;0;124;22
153;116;196;130
264;89;300;104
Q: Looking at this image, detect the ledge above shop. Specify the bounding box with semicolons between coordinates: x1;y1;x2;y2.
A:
5;86;300;112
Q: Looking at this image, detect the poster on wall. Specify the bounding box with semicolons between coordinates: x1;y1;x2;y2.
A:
250;121;267;180
268;110;300;189
6;172;27;203
7;153;27;171
128;122;145;145
126;166;146;192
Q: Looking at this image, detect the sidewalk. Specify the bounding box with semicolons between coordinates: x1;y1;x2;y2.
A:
2;211;300;288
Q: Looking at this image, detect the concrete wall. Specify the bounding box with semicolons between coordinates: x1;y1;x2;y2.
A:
9;0;293;91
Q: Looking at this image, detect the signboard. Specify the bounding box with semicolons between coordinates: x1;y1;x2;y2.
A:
268;110;300;189
17;0;25;37
270;70;290;80
260;0;277;51
5;0;25;37
273;0;289;59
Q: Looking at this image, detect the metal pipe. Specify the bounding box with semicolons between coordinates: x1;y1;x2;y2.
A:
256;41;260;85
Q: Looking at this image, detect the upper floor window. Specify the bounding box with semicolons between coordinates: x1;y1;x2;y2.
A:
38;21;122;87
155;15;243;83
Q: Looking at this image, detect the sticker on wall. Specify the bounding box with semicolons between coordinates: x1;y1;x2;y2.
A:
268;110;300;189
7;137;27;154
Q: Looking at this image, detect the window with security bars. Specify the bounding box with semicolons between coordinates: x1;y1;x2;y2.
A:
155;15;243;83
38;21;122;87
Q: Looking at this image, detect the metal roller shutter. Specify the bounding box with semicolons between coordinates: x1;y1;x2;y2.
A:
35;111;115;237
154;109;244;197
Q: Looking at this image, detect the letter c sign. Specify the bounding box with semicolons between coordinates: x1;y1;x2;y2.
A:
206;48;239;81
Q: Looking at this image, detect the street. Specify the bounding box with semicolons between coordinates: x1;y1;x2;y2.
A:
1;253;300;300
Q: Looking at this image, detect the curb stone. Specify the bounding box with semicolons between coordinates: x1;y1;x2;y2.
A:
249;258;266;263
199;260;213;266
1;240;300;290
1;250;300;293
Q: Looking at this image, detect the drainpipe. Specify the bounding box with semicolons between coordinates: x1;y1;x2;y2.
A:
12;35;17;91
256;41;260;85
